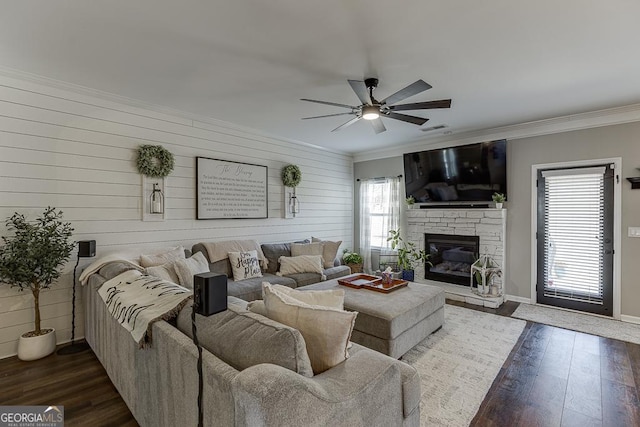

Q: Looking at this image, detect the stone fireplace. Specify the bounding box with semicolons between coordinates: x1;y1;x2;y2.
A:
407;208;507;307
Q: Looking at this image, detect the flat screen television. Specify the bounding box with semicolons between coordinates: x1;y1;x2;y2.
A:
403;139;507;205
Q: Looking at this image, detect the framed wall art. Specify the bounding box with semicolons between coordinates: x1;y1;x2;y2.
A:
196;157;268;219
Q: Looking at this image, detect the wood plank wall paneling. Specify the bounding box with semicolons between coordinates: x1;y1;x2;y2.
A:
0;75;354;358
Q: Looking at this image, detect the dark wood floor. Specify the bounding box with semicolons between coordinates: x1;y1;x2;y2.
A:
0;345;137;426
466;300;640;427
1;301;639;427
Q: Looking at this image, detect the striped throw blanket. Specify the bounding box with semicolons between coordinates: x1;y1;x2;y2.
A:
98;269;192;346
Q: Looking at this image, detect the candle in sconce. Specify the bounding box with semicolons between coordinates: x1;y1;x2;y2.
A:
150;182;164;214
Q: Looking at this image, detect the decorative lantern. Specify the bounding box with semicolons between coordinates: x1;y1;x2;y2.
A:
289;191;300;217
470;254;501;296
150;183;164;214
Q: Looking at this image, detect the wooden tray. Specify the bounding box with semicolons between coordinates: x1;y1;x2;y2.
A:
338;274;408;293
338;274;381;288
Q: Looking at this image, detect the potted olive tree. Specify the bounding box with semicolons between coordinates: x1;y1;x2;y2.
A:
0;207;75;360
387;229;431;281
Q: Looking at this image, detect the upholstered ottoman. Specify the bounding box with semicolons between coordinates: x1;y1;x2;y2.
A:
299;278;445;359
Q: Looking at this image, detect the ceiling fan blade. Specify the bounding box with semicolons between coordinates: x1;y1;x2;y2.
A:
386;112;429;126
390;99;452;111
302;112;355;120
331;116;361;132
347;80;372;105
300;98;355;109
370;118;386;134
381;80;432;106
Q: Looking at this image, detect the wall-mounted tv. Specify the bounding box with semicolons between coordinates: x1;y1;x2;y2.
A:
403;139;507;205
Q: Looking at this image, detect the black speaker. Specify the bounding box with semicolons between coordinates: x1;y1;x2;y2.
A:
78;240;96;258
193;272;227;316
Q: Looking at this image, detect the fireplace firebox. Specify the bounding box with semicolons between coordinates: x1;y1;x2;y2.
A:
425;234;479;286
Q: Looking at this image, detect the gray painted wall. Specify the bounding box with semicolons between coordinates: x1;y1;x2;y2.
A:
353;121;640;318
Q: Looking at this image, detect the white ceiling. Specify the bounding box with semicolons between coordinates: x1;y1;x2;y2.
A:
2;1;640;154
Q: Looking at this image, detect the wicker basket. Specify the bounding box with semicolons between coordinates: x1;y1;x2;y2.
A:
346;263;363;274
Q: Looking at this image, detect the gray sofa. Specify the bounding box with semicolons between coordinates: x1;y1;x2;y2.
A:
192;240;351;301
84;262;421;427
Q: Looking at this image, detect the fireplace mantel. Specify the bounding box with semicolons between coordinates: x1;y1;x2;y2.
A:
407;208;507;307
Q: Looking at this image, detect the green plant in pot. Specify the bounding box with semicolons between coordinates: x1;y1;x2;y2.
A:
0;207;75;360
492;192;505;208
342;249;363;273
387;229;431;281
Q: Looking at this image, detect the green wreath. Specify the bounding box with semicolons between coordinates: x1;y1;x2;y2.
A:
136;145;175;178
282;164;302;187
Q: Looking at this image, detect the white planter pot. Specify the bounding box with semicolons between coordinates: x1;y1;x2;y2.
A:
18;328;56;361
495;202;503;209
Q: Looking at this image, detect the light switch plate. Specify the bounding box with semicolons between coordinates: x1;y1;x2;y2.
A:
628;227;640;237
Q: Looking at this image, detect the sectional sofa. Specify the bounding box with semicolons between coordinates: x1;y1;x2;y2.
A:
192;240;352;301
83;259;421;426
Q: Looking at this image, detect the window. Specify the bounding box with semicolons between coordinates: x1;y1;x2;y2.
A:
368;181;398;248
359;177;401;272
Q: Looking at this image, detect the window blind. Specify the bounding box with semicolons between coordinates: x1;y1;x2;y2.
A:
541;167;605;304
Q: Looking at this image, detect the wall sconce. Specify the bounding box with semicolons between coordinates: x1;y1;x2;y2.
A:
150;182;164;214
287;189;300;218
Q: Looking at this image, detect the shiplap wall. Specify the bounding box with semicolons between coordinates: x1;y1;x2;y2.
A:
0;73;354;358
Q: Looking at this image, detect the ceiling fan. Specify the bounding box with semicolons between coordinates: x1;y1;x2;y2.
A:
301;78;451;134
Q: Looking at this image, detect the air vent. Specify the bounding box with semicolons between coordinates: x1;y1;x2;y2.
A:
421;124;447;132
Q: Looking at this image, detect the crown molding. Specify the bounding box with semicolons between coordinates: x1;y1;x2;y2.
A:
0;66;350;157
4;65;637;164
353;103;640;163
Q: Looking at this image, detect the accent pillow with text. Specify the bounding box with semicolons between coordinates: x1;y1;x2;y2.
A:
228;250;263;281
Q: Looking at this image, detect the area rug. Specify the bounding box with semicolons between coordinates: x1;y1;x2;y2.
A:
512;303;640;345
402;304;526;427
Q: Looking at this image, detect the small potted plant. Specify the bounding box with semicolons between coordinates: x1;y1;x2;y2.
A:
387;229;431;281
492;192;505;209
0;207;75;360
406;196;416;208
342;249;363;273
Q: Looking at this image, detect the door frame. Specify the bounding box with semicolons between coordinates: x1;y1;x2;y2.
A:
530;157;622;319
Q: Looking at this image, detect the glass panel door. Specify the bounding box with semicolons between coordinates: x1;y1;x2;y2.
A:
536;164;614;315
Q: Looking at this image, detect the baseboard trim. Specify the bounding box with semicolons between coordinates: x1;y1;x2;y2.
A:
505;294;531;304
621;314;640;325
1;335;86;360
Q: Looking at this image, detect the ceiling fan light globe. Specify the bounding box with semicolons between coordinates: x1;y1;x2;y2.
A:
362;105;380;120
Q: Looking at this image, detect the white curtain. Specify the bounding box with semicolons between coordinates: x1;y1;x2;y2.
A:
359;177;401;273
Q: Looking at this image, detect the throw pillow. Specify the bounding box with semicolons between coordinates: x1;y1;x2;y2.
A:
277;255;323;276
311;237;343;268
290;242;324;258
228;250;263;281
176;303;314;377
260;243;292;275
145;262;180;284
262;283;357;374
140;246;186;267
269;283;344;310
247;299;268;317
173;251;210;289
